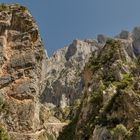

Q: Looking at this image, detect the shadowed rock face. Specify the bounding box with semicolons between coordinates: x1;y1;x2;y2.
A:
0;4;47;139
40;39;99;108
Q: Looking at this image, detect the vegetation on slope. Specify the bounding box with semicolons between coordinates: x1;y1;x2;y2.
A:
58;39;140;140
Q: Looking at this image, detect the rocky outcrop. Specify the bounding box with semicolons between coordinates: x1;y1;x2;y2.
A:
0;4;49;140
40;39;99;108
59;28;140;140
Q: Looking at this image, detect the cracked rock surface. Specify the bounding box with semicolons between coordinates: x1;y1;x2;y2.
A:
0;4;48;140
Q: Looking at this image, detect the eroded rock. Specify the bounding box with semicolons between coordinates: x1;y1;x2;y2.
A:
0;4;48;139
40;39;98;108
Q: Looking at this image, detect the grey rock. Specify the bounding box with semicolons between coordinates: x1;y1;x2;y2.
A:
91;126;112;140
97;34;107;44
132;26;140;40
65;40;77;61
40;39;97;108
0;4;49;139
0;75;13;88
119;30;130;39
10;53;35;69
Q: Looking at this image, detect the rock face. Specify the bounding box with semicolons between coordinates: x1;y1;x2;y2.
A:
59;29;140;140
0;4;48;140
2;3;140;140
40;39;99;108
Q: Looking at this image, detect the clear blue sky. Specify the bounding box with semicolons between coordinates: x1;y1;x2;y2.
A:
1;0;140;56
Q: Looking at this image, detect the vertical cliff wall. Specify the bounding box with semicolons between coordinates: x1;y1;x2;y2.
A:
0;4;48;140
41;39;99;108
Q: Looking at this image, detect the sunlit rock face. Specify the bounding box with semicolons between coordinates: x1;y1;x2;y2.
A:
2;3;140;140
0;4;48;139
40;27;140;110
58;29;140;140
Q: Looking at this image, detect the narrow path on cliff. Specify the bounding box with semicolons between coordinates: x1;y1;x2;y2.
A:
9;129;45;136
9;123;68;136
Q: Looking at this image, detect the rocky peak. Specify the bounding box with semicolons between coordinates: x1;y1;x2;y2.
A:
119;30;131;39
132;26;140;54
40;39;98;108
97;34;107;44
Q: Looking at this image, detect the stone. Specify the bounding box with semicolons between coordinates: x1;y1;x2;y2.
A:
119;30;130;39
0;75;13;88
0;4;48;139
132;26;140;39
97;34;107;44
40;39;97;108
10;53;35;69
132;26;140;54
91;126;112;140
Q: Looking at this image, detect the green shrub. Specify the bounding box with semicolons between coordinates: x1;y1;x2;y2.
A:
113;74;131;90
0;4;9;11
91;92;103;105
0;4;28;12
106;39;117;45
123;74;131;81
0;126;9;140
19;5;27;12
90;59;101;71
111;124;128;139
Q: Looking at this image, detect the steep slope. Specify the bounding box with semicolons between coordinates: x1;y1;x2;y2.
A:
59;28;140;140
40;39;108;122
0;4;50;140
2;3;140;140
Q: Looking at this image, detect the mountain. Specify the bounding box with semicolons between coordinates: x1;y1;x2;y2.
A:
0;4;58;140
59;29;140;140
1;3;140;140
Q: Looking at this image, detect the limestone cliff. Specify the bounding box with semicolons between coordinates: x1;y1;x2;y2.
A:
2;3;140;140
59;28;140;140
40;39;105;122
40;39;99;108
0;4;50;140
